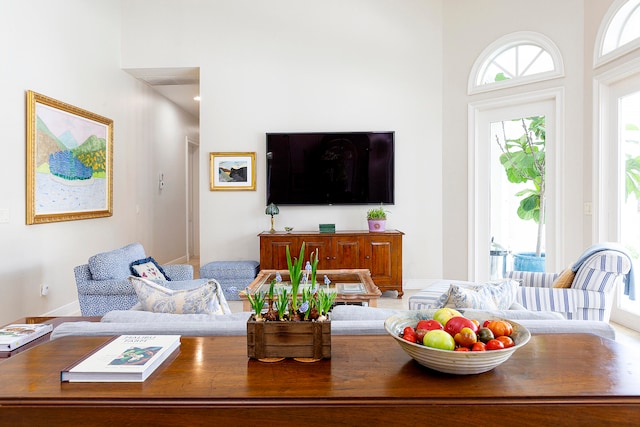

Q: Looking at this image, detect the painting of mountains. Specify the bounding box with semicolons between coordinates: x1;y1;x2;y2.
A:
35;115;106;180
26;91;113;224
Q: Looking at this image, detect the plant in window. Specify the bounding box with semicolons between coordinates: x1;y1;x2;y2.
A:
495;115;546;257
625;154;640;201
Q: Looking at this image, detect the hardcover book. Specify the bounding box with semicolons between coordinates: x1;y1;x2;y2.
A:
0;323;53;351
61;335;181;382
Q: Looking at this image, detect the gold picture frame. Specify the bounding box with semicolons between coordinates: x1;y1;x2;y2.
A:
209;152;256;191
26;91;113;224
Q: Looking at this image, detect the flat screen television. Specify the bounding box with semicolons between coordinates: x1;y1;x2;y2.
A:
266;131;394;205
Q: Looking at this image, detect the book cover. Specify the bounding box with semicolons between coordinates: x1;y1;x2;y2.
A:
0;323;54;351
61;335;181;383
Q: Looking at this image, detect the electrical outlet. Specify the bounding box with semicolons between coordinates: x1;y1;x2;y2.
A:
40;283;49;296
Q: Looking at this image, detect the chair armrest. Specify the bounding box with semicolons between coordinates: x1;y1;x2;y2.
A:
162;264;194;281
517;286;612;321
505;271;559;288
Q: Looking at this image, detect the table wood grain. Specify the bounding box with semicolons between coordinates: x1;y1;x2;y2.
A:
0;334;639;426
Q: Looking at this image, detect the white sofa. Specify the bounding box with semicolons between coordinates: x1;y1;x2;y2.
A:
409;249;632;322
49;305;616;341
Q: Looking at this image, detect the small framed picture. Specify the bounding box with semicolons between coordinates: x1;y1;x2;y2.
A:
209;152;256;191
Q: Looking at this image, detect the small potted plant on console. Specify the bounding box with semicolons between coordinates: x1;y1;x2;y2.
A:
367;205;389;232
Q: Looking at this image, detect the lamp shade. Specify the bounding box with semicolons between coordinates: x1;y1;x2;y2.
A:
265;203;279;216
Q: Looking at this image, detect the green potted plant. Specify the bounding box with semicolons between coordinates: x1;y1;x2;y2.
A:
367;205;389;232
246;242;336;360
495;115;545;271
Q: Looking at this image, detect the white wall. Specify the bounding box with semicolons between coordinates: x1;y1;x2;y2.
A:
122;0;445;285
0;0;198;325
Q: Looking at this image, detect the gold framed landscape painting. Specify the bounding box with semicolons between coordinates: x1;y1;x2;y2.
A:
209;152;256;191
26;91;113;224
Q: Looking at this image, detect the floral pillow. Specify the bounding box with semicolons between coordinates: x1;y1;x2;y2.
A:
128;276;231;315
437;280;520;310
129;257;170;281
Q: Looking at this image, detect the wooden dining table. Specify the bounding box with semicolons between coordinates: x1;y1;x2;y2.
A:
0;333;639;426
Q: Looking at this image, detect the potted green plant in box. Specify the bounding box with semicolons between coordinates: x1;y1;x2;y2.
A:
246;242;336;361
367;205;389;232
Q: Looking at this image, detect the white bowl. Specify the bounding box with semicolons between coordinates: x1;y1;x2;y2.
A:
384;309;531;375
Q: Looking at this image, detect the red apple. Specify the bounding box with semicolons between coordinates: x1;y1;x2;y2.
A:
416;319;444;331
444;316;479;336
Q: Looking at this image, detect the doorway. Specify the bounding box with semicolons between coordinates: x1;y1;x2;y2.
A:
186;136;200;261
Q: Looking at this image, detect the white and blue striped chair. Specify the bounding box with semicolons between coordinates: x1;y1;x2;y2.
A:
506;249;632;322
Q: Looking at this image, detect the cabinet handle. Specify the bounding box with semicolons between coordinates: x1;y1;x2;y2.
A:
332;256;336;260
325;257;331;260
365;256;370;259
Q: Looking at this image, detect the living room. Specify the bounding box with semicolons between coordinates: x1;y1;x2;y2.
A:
1;0;639;340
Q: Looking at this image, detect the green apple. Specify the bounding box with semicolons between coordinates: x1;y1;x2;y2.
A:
423;329;456;351
433;308;462;326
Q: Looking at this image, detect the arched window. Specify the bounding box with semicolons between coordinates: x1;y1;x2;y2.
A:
596;0;640;66
469;32;564;94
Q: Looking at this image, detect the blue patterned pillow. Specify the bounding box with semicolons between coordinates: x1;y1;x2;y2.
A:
440;280;519;310
130;257;170;281
129;276;231;315
88;243;146;280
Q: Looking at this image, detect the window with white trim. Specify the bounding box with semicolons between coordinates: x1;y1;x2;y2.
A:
469;32;564;94
597;0;640;65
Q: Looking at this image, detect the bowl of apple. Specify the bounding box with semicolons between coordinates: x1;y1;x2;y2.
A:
384;308;531;375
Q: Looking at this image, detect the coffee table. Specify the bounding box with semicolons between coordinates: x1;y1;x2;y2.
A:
240;268;382;311
0;334;639;425
0;316;100;359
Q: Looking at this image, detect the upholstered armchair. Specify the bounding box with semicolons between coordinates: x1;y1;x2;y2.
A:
74;243;194;316
506;248;632;321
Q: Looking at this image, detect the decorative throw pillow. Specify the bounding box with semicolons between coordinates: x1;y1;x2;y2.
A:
130;257;170;281
88;243;146;280
128;276;231;315
552;267;575;288
440;280;520;310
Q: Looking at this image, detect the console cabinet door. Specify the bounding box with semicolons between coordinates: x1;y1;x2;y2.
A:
331;236;363;269
299;236;332;270
362;235;400;289
260;235;299;270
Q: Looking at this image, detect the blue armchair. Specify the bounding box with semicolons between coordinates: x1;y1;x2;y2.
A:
74;243;194;316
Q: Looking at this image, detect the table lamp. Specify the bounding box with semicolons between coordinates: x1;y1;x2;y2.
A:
265;203;279;233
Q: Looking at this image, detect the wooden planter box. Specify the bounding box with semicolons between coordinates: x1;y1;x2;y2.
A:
247;319;331;360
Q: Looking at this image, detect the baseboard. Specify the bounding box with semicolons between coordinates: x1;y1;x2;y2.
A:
167;255;188;265
41;300;81;317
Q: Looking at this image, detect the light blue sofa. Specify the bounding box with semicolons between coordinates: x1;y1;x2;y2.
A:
49;305;616;341
74;243;194;316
